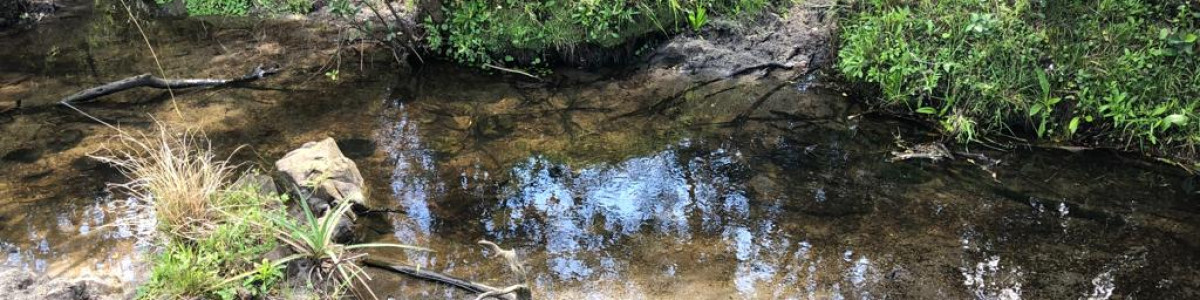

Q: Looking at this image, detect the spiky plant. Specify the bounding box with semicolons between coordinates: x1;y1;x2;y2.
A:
251;194;431;299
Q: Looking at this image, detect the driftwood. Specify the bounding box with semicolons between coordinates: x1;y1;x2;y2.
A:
58;65;281;104
364;240;531;300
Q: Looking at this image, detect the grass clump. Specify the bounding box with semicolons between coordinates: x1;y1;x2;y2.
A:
838;0;1200;154
96;126;237;240
137;181;289;299
424;0;774;67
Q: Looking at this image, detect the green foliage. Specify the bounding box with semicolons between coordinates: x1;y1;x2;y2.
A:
687;3;708;32
425;0;772;66
138;183;288;299
256;0;313;14
328;0;357;17
156;0;312;16
838;0;1200;150
156;0;253;16
140;244;223;298
267;193;431;298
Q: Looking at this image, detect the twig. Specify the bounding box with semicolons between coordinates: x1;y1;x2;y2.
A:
483;64;541;81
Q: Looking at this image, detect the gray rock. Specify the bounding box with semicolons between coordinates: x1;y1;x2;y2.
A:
275;137;368;241
649;0;836;81
232;172;279;198
275;137;368;210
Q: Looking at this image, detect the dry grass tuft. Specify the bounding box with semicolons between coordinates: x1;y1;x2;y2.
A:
92;123;237;240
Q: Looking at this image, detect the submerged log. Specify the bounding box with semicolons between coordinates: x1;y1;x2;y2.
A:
363;240;531;300
58;65;281;104
361;258;501;295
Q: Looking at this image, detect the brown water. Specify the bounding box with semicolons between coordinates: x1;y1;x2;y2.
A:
2;2;1199;299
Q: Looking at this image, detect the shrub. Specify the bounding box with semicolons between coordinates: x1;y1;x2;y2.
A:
425;0;773;66
838;0;1200;152
256;0;314;15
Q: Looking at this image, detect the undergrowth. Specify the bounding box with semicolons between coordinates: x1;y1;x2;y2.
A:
137;181;288;299
158;0;311;16
838;0;1200;156
424;0;776;67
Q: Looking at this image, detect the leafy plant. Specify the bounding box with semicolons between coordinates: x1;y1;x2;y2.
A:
425;0;770;67
257;191;431;299
838;0;1200;152
256;0;313;14
686;3;708;32
139;245;223;298
156;0;253;16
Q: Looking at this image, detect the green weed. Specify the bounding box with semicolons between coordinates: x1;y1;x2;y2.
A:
425;0;774;67
138;181;289;299
686;3;708;32
838;0;1200;153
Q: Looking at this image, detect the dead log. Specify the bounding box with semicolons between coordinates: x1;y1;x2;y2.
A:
58;65;281;104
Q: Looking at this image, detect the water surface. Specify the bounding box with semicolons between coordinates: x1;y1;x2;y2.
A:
1;3;1198;299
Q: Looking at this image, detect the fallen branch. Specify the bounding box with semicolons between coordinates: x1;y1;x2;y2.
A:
361;258;501;295
364;240;531;300
58;65;282;104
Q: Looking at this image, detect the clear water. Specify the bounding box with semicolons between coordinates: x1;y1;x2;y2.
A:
1;2;1198;299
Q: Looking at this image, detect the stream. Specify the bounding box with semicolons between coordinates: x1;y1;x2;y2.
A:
1;2;1199;299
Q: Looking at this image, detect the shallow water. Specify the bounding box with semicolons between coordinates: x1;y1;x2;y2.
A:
2;2;1199;299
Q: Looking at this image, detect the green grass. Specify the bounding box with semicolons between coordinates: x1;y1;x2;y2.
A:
838;0;1200;154
425;0;774;67
138;182;288;299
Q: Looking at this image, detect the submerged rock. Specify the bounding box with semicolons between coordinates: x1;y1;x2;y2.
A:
0;267;127;300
